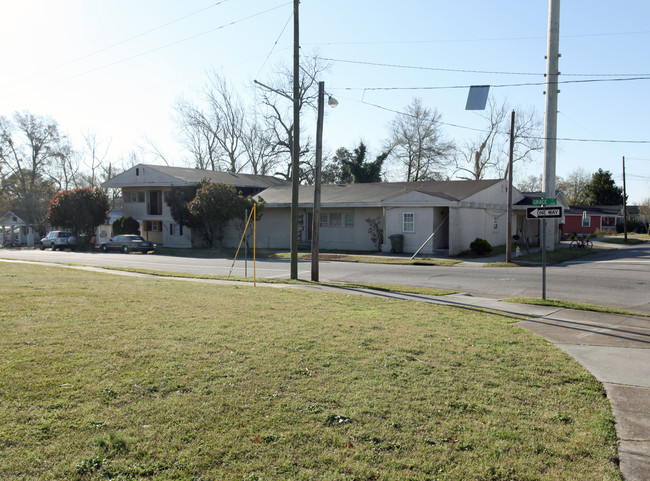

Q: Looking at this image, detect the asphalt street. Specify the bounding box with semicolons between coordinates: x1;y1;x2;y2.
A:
3;241;647;313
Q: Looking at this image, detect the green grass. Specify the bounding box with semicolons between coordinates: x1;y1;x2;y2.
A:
504;297;649;317
95;266;457;296
598;236;647;245
0;264;621;480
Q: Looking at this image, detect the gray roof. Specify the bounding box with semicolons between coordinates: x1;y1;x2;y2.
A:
565;205;622;216
258;179;503;207
102;164;290;189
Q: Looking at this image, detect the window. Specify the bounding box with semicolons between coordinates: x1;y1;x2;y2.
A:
145;221;162;232
402;212;415;233
320;212;354;228
125;191;145;203
170;223;183;236
493;217;499;231
148;190;162;215
602;216;616;227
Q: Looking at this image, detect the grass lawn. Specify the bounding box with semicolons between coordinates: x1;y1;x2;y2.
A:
598;236;647;245
503;297;649;318
0;264;620;480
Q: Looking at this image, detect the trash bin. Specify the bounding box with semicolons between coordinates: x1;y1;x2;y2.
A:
389;234;404;253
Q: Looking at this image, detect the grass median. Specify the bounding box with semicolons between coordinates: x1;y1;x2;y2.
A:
0;263;620;480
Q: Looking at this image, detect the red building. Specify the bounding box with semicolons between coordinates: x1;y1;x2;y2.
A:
561;205;621;237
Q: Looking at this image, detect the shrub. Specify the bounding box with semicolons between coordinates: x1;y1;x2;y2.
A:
616;218;646;234
112;216;140;236
469;237;492;256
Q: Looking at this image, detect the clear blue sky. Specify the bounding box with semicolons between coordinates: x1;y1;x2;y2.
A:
1;1;648;203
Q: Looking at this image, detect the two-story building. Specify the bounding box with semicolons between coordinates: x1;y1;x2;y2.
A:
101;164;290;248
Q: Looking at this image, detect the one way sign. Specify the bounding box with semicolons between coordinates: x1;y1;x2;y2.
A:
526;207;563;219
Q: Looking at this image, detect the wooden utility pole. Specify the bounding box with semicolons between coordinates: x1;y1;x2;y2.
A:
623;155;628;242
506;110;515;263
290;0;300;279
311;82;324;282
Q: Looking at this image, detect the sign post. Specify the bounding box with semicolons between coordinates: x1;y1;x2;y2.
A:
526;198;563;300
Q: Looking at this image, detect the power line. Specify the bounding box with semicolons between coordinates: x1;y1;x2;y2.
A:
320;56;650;79
255;12;293;79
1;1;232;90
304;29;650;47
318;57;542;76
336;76;650;93
348;97;650;145
1;2;292;100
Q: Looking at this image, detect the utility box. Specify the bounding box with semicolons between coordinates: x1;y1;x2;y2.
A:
389;234;404;253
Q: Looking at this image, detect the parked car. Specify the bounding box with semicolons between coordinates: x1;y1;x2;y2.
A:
40;231;78;251
100;235;155;253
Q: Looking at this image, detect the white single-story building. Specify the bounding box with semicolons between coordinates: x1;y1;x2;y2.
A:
255;179;534;256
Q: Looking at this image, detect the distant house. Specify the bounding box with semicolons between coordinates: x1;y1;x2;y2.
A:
0;210;40;247
562;205;621;236
101;164;290;248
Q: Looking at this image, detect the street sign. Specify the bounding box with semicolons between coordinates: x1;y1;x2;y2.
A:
526;207;563;219
532;198;557;206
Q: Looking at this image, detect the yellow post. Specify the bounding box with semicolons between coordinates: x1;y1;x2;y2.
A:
253;203;257;287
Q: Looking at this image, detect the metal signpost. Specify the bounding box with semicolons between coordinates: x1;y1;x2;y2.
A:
526;198;562;299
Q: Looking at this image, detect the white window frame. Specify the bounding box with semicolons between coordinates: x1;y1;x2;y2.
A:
492;216;499;231
402;212;415;233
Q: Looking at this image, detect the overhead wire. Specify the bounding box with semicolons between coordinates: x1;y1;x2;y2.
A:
345;96;650;145
1;2;292;100
1;0;232;89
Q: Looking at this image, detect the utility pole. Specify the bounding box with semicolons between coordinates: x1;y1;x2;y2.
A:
290;0;300;279
623;155;628;242
542;0;560;251
311;82;324;282
506;110;515;263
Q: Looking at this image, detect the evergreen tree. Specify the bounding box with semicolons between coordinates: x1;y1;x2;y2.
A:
585;169;624;205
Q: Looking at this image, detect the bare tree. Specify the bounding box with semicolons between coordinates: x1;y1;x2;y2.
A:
0;111;69;223
205;73;248;173
80;130;111;188
386;98;455;182
255;55;327;182
556;168;591;205
241;119;280;176
173;96;222;170
51;142;79;190
454;98;543;180
516;174;543;193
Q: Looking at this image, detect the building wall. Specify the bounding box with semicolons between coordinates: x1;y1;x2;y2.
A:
121;187;194;248
447;206;507;255
246;207;384;251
